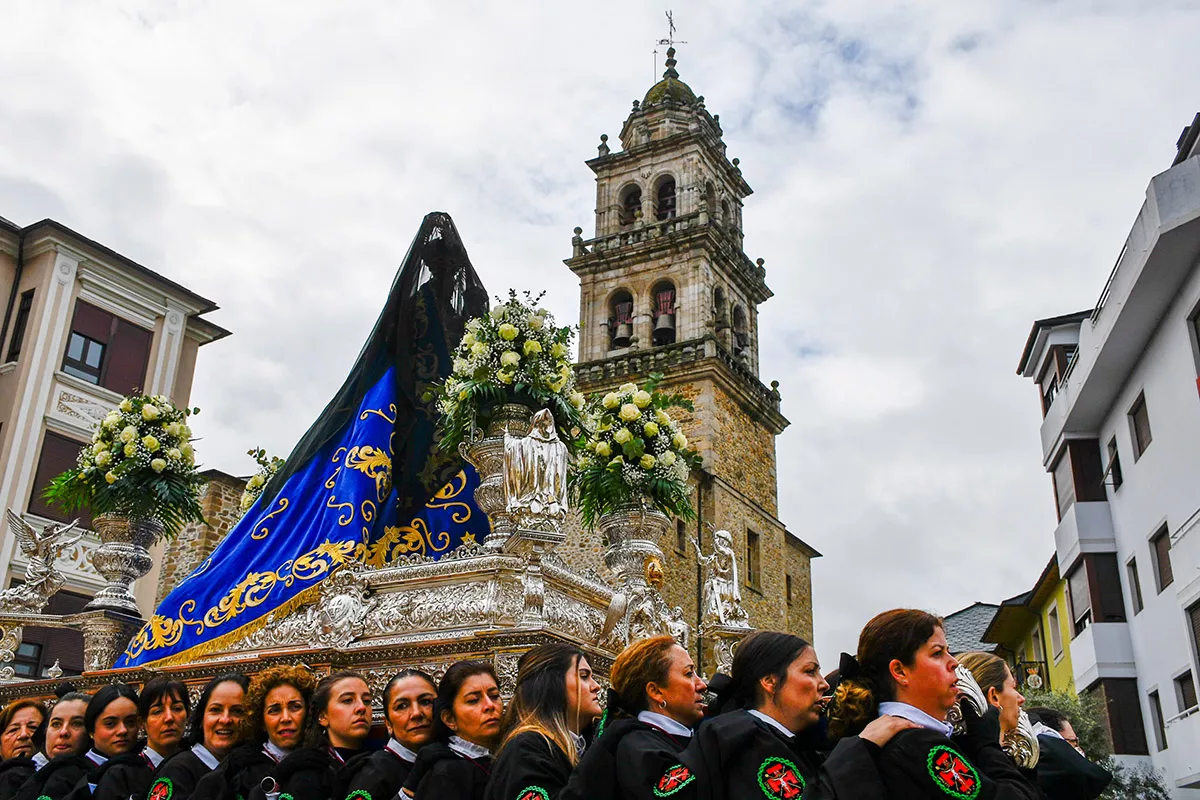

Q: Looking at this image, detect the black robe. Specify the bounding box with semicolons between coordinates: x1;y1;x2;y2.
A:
191;744;277;800
560;719;688;800
13;755;91;800
403;743;491;800
150;749;215;800
483;731;573;800
340;745;415;800
59;752;153;800
0;758;36;800
1032;735;1111;800
246;747;354;800
873;728;1040;799
651;710;821;800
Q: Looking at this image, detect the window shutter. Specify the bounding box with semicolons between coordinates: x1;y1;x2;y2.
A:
26;432;94;529
1154;529;1174;590
102;318;152;396
1092;554;1126;622
1068;563;1091;629
1190;603;1200;665
70;301;115;342
1101;678;1149;755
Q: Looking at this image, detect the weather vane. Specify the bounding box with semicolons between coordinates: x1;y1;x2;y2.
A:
653;10;687;77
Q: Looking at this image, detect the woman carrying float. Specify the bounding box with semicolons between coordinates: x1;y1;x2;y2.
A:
341;670;438;800
149;673;248;800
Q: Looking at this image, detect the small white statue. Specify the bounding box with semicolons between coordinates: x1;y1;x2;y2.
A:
0;511;84;613
504;409;569;530
692;529;749;630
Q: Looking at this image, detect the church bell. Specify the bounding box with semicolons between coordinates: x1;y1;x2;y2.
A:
612;322;633;348
653;313;676;346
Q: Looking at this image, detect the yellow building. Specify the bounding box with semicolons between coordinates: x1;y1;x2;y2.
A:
982;555;1076;695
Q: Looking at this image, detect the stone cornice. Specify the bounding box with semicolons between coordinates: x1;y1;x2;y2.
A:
587;129;752;197
575;335;789;435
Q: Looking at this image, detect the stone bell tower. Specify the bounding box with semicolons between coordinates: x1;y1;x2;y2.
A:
562;48;818;655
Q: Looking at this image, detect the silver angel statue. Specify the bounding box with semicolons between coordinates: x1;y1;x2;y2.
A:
692;529;749;631
504;409;569;530
0;511;84;613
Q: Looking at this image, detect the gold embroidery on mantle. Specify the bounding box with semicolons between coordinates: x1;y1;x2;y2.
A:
253;498;289;540
356;470;473;566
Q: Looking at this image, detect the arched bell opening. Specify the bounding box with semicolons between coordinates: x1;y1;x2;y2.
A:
609;289;635;349
651;280;677;347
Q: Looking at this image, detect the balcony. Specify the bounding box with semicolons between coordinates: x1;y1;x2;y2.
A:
1069;621;1136;689
1165;706;1200;789
1054;501;1116;572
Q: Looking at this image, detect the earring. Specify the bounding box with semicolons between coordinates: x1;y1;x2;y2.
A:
659;700;666;710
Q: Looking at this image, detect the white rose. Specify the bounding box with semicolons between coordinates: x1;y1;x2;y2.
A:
632;390;652;408
619;403;641;422
659;451;677;467
120;426;138;443
119;399;133;413
602;393;620;409
151;458;167;473
526;314;544;330
619;383;637;394
142;404;160;421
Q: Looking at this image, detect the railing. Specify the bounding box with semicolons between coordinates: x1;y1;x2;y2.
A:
1090;239;1129;326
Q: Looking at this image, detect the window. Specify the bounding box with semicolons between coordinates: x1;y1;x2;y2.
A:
1176;671;1198;712
651;281;677;347
1053;452;1075;519
1190;603;1200;672
608;290;634;349
1095;678;1149;755
27;431;94;528
10;641;42;678
1127;558;1144;615
61;301;152;396
1041;373;1058;413
732;305;749;355
1151;526;1174;592
1091;553;1126;623
1067;562;1092;635
1129;392;1152;460
1030;624;1045;662
786;574;794;605
655;177;676;221
745;529;761;590
1047;603;1063;658
619;185;642;227
1149;690;1167;751
1105;437;1123;491
675;519;687;554
4;289;34;362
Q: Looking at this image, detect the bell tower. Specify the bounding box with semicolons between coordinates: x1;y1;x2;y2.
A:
564;48;818;649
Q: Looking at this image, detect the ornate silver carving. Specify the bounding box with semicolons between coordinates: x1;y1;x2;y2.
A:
504;409;568;532
694;529;750;632
1002;710;1040;769
544;590;605;643
79;612;142;672
86;515;161;615
947;665;989;736
598;505;690;649
459;404;533;552
238;568;371;651
0;511;84;613
364;581;502;636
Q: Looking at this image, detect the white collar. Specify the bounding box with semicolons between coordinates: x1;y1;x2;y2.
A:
571;731;586;758
32;752;48;769
385;738;418;763
747;709;795;739
144;747;165;768
85;750;109;767
1032;722;1064;741
263;741;290;763
636;711;693;738
448;736;491;759
191;743;220;770
878;702;955;737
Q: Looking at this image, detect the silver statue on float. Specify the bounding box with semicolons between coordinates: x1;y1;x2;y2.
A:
691;529;751;675
0;512;84;613
504;409;569;532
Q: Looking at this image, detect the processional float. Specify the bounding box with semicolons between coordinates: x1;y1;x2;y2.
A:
0;212;753;700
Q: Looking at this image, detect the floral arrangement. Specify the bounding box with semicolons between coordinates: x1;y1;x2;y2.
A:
239;447;286;514
569;375;702;530
43;395;205;538
432;290;587;453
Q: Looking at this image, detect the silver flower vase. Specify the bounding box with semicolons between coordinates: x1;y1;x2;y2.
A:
85;514;161;615
598;502;669;589
459;403;534;552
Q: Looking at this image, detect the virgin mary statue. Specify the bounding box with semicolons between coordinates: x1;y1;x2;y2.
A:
503;409;568;528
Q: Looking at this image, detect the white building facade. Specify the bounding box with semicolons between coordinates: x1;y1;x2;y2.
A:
1018;114;1200;797
0;217;228;676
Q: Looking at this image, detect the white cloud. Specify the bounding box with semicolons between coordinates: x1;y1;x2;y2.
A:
3;0;1198;660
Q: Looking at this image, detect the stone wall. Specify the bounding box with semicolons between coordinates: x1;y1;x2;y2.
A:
156;471;246;604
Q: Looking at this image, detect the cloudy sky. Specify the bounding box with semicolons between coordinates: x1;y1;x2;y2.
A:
4;0;1199;658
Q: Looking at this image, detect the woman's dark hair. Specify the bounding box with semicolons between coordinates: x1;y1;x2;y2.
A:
433;661;498;742
85;683;140;735
0;699;46;754
184;673;249;746
496;643;587;766
138;677;190;720
609;636;677;714
46;692;92;755
244;665;317;743
1025;706;1068;732
725;631;812;713
303;670;368;748
828;609;942;739
383;669;437;709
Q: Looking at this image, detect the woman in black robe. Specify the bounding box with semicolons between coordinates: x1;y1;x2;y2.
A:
149;673;249;800
561;636;706;800
484;643;603;800
88;677;191;800
251;671;371;800
0;699;46;800
192;666;316;800
14;693;92;800
400;661;503;800
62;684;142;800
341;669;437;800
823;609;1041;799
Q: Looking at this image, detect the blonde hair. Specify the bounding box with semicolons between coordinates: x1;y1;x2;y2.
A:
957;651;1011;702
497;643;586;767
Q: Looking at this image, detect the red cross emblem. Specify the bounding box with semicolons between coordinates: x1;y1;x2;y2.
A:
516;788;549;800
148;779;173;800
757;757;805;799
654;765;695;797
929;747;980;799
